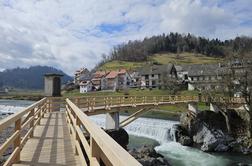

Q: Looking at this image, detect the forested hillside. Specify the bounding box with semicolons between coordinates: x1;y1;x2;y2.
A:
0;66;72;89
98;33;252;67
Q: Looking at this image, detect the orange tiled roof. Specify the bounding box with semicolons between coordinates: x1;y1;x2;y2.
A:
94;71;108;78
118;69;126;74
105;71;118;79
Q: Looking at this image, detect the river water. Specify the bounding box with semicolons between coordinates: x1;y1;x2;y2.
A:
1;99;252;166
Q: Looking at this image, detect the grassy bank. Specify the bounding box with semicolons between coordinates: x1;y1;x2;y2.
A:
0;90;43;101
98;52;223;71
63;88;199;97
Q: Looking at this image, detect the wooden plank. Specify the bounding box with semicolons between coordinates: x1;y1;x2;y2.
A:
16;112;81;166
120;108;152;127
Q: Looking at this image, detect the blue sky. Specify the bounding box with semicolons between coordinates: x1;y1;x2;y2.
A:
0;0;251;74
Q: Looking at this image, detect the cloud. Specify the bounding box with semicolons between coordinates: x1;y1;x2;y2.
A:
0;0;251;75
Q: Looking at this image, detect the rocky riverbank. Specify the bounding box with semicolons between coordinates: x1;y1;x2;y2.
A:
174;109;252;154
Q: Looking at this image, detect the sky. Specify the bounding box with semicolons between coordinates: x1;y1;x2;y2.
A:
0;0;251;75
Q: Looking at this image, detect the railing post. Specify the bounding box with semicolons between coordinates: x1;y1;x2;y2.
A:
93;98;95;110
30;108;35;138
87;98;90;111
75;118;80;155
14;118;21;163
38;106;41;125
90;136;100;165
75;98;79;107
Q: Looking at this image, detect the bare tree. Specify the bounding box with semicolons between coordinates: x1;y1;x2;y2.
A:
224;52;252;137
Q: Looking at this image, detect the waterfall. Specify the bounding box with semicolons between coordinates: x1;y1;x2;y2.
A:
89;114;179;144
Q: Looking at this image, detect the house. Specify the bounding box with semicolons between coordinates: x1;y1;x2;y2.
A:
101;69;132;91
130;71;141;88
103;71;119;91
175;65;189;81
74;68;90;85
91;71;108;90
117;69;132;89
186;64;227;91
138;64;177;88
79;81;93;93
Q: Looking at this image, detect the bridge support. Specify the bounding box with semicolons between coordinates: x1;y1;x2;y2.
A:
106;112;120;130
188;102;199;114
210;103;221;113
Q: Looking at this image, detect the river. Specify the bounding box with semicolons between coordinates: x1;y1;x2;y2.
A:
1;99;252;166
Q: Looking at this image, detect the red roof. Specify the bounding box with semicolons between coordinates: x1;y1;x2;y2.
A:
105;71;118;79
118;69;126;74
93;71;108;78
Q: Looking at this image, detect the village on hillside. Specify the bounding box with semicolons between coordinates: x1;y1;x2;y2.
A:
69;61;248;97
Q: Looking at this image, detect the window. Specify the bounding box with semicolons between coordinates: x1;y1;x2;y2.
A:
145;75;149;79
152;74;154;77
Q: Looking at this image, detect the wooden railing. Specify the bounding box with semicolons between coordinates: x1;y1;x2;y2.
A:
0;98;48;166
68;95;246;112
71;95;199;111
66;98;141;166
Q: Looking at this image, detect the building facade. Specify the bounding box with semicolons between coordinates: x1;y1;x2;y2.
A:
139;64;177;88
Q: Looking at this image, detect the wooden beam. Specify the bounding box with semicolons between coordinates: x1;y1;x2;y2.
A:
120;108;152;128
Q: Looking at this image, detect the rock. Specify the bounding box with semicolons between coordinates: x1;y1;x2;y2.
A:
178;135;193;146
105;128;129;150
192;125;232;152
129;145;171;166
171;124;193;146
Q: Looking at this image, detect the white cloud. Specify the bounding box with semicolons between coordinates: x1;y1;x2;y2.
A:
0;0;251;75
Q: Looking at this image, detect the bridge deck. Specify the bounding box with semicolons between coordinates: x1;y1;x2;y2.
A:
13;112;81;166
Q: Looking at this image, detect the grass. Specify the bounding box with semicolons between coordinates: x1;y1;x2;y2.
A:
0;89;44;100
63;88;177;97
63;88;200;97
98;52;223;71
151;52;223;65
98;60;145;71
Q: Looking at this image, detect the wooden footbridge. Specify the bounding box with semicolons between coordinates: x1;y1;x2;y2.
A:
0;95;246;166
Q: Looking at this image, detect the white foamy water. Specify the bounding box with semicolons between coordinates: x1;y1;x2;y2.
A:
0;105;25;114
89;114;178;143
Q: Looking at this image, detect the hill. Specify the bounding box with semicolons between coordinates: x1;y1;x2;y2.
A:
0;66;72;90
96;33;252;70
98;52;223;71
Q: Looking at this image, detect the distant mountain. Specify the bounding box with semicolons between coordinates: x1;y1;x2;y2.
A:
0;66;73;89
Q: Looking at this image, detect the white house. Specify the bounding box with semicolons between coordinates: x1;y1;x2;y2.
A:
80;81;92;93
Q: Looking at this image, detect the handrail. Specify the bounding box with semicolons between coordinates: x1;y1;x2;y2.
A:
66;98;142;166
0;97;48;166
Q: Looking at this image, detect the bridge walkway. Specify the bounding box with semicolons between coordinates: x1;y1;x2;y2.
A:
13;112;81;166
